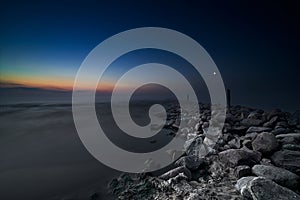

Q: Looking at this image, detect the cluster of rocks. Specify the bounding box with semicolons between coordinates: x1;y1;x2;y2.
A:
109;105;300;200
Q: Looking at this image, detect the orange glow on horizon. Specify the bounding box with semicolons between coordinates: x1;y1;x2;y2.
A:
0;74;132;92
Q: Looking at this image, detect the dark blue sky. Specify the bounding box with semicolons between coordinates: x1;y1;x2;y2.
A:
1;0;299;110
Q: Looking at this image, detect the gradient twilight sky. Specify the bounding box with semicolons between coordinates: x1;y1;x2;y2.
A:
0;0;299;110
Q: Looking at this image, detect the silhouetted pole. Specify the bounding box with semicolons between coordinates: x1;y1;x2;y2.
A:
226;89;231;112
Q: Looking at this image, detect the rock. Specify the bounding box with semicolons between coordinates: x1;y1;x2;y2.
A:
260;158;273;166
202;122;209;129
243;132;258;140
276;133;300;140
230;125;248;135
242;139;253;149
271;127;289;135
175;155;204;171
263;116;278;128
280;137;299;145
219;149;261;168
271;150;300;175
240;118;262;127
248;111;262;120
184;136;208;158
247;126;272;133
252;132;278;155
225;113;237;124
228;137;241;149
242;177;300;200
276;121;289;128
194;122;201;131
159;166;192;181
282;144;300;151
267;109;285;120
288;110;300;126
252;165;300;190
235;176;256;198
276;133;300;145
235;165;251;178
222;133;234;143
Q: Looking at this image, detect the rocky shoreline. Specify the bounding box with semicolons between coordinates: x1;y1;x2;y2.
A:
108;104;300;200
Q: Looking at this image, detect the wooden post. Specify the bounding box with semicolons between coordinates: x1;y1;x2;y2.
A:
226;89;231;111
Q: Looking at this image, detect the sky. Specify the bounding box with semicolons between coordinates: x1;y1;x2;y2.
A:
0;0;299;110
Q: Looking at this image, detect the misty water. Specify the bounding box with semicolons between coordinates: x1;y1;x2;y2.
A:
0;102;179;200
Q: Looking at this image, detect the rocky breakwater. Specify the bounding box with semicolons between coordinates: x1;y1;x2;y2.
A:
109;105;300;200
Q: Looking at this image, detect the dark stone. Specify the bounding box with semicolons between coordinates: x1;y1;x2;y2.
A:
272;127;289;135
223;133;234;143
252;165;300;190
242;139;253;149
252;132;278;155
244;132;258;141
175;155;204;171
282;144;300;151
276;133;300;145
235;165;251;178
228;137;241;149
260;158;273;166
263;116;278;128
276;121;289;128
288;110;300;126
247;126;272;133
230;125;248;135
267;109;285;120
248;111;262;120
219;149;261;168
240;118;263;127
271;150;300;175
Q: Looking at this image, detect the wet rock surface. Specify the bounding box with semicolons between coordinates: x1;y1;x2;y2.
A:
236;177;300;200
77;104;299;200
251;165;300;190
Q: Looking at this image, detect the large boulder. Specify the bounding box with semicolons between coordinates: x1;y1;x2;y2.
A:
252;165;300;190
236;177;300;200
219;149;261;168
271;150;300;175
252;132;278;155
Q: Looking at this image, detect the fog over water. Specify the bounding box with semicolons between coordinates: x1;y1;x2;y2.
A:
0;99;181;200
